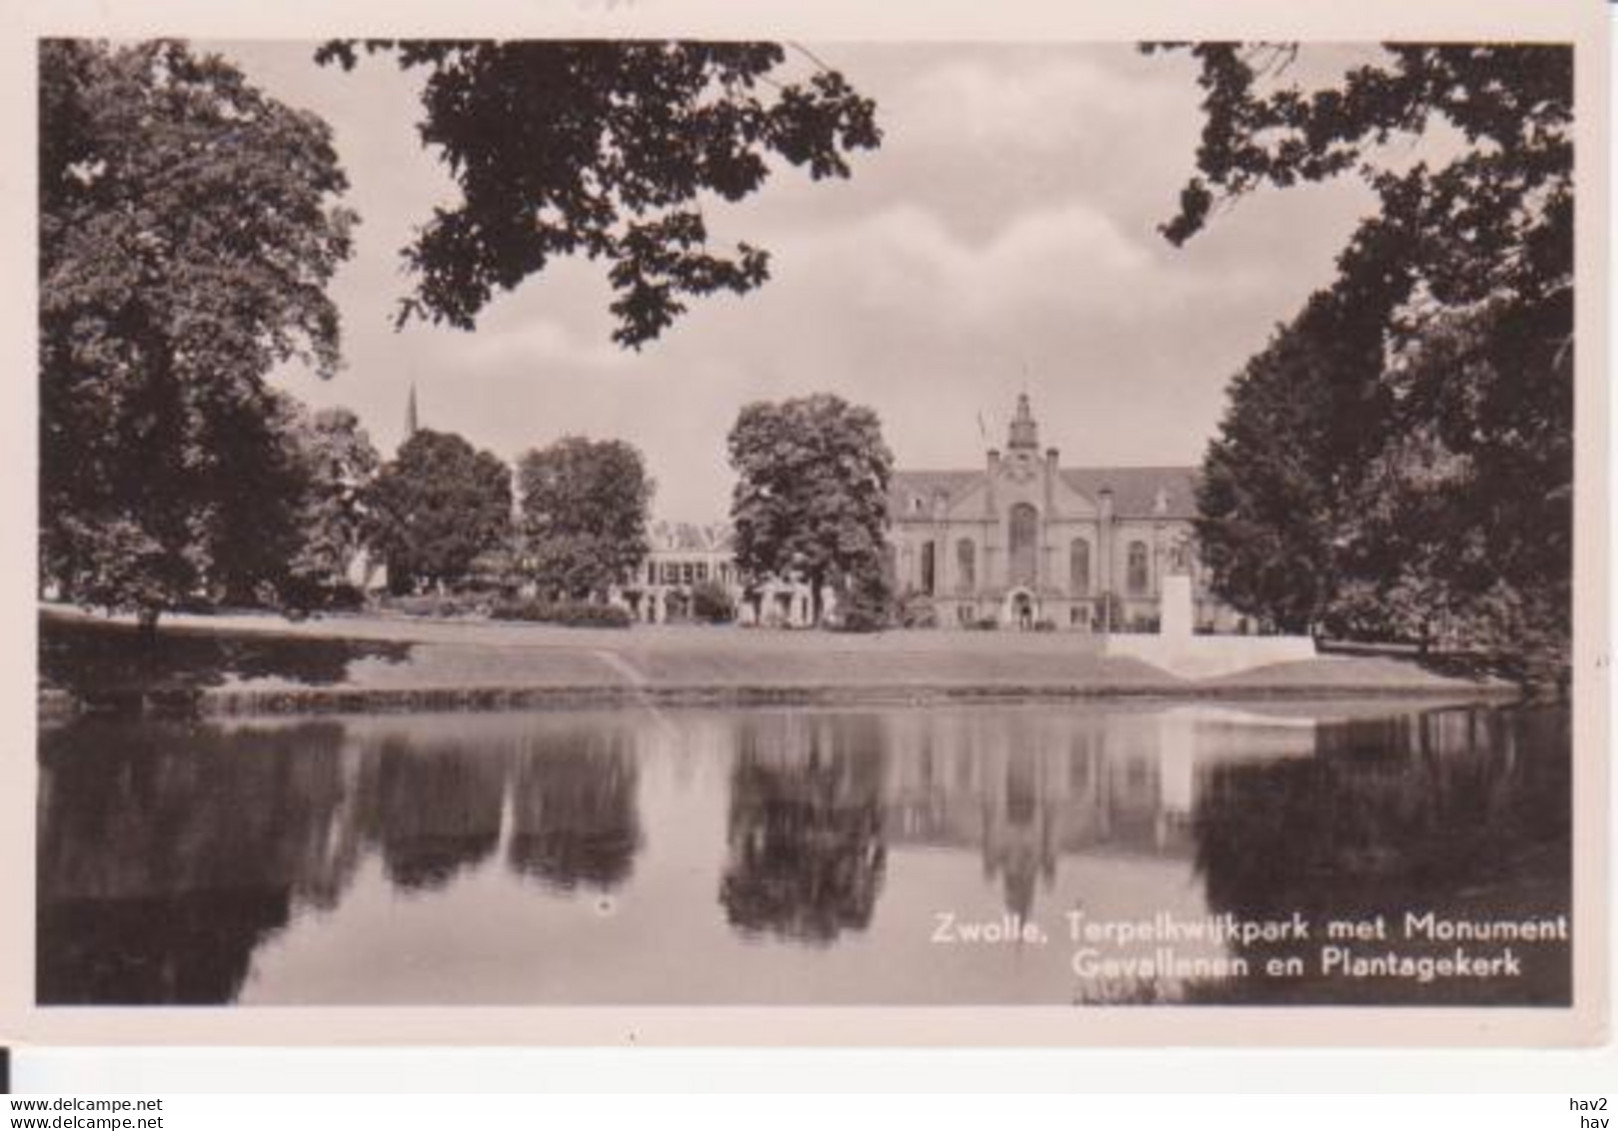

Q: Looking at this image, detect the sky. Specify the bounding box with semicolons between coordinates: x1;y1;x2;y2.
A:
216;41;1384;525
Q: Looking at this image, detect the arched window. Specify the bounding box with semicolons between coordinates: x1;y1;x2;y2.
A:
1069;538;1091;595
1127;540;1150;596
1009;503;1038;587
956;538;976;593
920;541;936;595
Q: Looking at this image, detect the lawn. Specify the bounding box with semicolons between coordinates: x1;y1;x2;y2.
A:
38;604;1512;716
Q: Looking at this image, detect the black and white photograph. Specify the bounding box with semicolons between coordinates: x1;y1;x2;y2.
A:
14;6;1607;1048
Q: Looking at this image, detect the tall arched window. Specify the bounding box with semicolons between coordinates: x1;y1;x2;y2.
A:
1069;538;1091;595
956;538;976;593
920;541;936;595
1009;503;1038;587
1126;540;1150;595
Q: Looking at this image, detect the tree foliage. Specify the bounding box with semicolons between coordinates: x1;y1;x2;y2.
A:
315;39;881;349
1196;291;1388;634
1158;44;1572;676
283;405;382;601
315;39;886;349
727;394;892;625
365;429;513;594
689;579;738;625
40;39;357;624
516;437;654;600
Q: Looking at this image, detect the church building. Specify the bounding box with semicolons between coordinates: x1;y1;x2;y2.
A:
887;395;1235;633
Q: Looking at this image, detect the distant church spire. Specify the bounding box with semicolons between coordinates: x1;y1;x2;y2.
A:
1007;392;1039;450
405;383;419;439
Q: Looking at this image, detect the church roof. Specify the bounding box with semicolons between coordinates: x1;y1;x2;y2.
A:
889;466;1201;520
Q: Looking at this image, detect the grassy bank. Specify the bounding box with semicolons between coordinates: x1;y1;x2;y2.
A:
38;605;1517;719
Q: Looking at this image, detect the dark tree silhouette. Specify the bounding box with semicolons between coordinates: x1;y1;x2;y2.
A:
1154;44;1573;678
315;40;881;348
40;40;356;630
517;437;654;601
365;429;513;594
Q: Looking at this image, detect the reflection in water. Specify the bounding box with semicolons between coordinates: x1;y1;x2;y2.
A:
36;701;1570;1005
364;737;508;892
39;615;412;708
719;715;887;944
37;721;350;1003
877;710;1217;918
509;730;641;892
1189;706;1571;1004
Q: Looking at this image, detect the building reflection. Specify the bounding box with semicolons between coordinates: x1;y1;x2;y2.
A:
719;714;888;944
876;707;1318;920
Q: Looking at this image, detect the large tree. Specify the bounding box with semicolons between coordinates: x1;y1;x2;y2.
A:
1157;44;1572;672
516;437;654;601
365;429;513;594
314;40;881;348
282;405;382;603
1196;290;1392;635
40;39;356;627
727;394;892;625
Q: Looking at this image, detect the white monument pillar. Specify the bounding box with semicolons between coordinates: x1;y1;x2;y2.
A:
1160;573;1194;640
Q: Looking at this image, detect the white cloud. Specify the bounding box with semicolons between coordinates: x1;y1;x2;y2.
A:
901;53;1184;157
450;315;634;376
770;198;1266;334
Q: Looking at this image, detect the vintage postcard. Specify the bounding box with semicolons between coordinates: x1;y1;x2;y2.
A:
1;0;1608;1048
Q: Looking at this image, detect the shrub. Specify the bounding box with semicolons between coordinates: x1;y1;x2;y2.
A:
489;597;631;628
970;616;999;631
378;592;488;618
1033;618;1057;633
689;580;737;624
279;576;365;616
831;601;886;633
895;589;937;629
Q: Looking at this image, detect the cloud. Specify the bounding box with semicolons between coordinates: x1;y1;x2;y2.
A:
448;313;634;376
241;41;1378;525
769;198;1269;335
901;52;1186;157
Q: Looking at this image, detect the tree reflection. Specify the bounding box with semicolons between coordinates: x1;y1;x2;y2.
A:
1190;706;1571;1004
363;736;508;892
37;720;349;1003
720;716;888;944
40;613;412;711
507;730;642;892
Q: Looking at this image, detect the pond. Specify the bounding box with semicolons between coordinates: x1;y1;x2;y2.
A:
37;699;1570;1007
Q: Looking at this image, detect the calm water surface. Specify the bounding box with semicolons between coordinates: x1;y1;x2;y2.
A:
37;700;1570;1006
